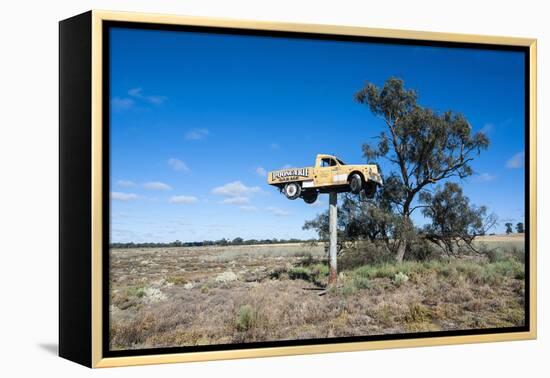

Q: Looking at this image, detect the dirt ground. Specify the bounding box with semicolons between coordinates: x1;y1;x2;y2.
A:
109;239;525;350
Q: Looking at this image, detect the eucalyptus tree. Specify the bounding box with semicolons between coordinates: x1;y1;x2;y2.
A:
354;77;489;261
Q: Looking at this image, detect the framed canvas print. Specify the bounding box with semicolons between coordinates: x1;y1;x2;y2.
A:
59;10;537;368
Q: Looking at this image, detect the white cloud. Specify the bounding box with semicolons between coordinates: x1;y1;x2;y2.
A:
212;181;261;197
270;143;280;150
169;195;198;204
256;167;267;177
168;158;190;172
111;97;134;111
116;180;136;187
506;151;525;169
473;173;496;183
479;123;494;134
221;197;250;205
266;206;290;216
147;95;167;104
240;206;258;212
111;192;139;201
143;181;172;191
128;87;167;105
185;128;209;140
128;87;143;97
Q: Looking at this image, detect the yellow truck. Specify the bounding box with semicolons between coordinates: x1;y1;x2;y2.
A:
267;154;383;203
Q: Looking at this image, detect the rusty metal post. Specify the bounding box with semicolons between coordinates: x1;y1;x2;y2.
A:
328;192;338;284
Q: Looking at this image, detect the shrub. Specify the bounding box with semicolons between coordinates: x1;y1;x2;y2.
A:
404;303;431;323
490;260;525;280
485;248;500;263
339;241;394;270
288;266;312;281
235;304;261;332
311;263;329;277
353;276;371;289
407;238;437;261
269;266;288;280
126;285;146;298
342;283;357;296
167;276;187;285
300;252;315;265
455;262;485;283
393;272;409;287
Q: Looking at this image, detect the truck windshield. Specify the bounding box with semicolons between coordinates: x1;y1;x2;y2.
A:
337;158;345;165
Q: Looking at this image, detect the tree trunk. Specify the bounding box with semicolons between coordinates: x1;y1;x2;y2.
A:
395;200;412;263
395;242;406;263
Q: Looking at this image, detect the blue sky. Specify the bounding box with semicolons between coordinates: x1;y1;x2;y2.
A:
109;27;526;243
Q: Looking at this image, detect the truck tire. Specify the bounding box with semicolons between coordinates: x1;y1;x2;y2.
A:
303;191;318;204
283;182;301;200
349;174;363;194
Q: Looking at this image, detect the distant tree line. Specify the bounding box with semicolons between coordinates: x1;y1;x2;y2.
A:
110;237;314;249
505;222;525;234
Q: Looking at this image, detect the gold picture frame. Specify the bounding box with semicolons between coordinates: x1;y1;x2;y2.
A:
59;10;537;368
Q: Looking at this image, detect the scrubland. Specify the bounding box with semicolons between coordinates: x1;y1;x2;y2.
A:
109;235;525;350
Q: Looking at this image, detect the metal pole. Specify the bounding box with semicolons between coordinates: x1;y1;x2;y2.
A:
329;192;338;284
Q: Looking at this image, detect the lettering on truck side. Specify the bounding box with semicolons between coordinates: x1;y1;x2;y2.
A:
272;168;309;181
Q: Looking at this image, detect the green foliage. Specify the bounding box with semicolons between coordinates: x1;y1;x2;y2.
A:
352;276;371;289
288;263;329;285
342;283;357;296
235;305;257;332
404;303;432;323
420;182;497;256
505;223;513;234
406;237;438;261
516;222;525;233
288;266;312;281
126;285;145;298
339;241;394;270
355;78;489;190
393;272;409;287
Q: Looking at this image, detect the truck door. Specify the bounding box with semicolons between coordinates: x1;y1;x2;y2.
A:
316;157;338;186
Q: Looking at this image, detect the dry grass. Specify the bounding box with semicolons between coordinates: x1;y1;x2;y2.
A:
109;240;525;350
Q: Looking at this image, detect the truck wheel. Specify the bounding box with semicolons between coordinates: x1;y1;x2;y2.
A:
349;174;363;194
303;191;318;204
283;183;301;200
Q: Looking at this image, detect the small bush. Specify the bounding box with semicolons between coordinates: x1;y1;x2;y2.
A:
342;283;357;296
300;253;315;265
235;305;257;332
339;241;394;270
393;272;409;287
167;276;187;285
404;303;431;323
352;261;427;281
269;266;288;279
352;276;371;289
126;285;146;298
407;238;437;261
288;266;312;281
485;248;500;263
490;260;525;280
